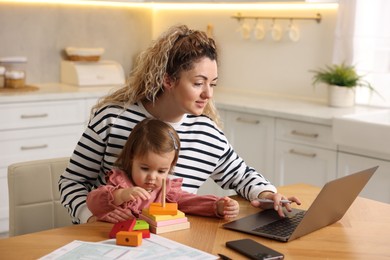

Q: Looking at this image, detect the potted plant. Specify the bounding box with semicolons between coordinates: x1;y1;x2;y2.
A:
311;63;374;107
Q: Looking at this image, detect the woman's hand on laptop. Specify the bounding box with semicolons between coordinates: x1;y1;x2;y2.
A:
251;192;301;218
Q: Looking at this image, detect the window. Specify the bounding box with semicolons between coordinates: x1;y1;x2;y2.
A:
333;0;390;107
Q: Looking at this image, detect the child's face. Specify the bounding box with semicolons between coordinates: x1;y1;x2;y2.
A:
131;150;175;192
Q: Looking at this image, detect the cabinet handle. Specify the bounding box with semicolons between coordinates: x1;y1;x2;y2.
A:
289;149;316;158
291;130;319;138
20;144;48;150
20;113;49;119
236;117;260;124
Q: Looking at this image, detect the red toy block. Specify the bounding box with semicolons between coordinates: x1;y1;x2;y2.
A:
116;231;142;247
137;229;151;238
109;218;136;239
148;202;178;215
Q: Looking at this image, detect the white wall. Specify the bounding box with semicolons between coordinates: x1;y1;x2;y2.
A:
0;3;337;101
0;3;153;84
152;6;337;101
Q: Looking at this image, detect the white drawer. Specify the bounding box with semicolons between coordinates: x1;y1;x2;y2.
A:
0;100;86;130
276;119;336;150
84;98;99;125
0;124;84;168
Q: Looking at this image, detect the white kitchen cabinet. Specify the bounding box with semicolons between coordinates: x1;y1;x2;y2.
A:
198;109;236;196
84;97;100;125
274;119;337;187
275;141;337;186
337;152;390;204
0;98;98;235
224;110;275;182
198;109;275;196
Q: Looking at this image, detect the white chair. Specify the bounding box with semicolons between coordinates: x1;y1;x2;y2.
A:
8;157;73;236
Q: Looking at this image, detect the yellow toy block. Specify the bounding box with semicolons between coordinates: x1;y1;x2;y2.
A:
116;231;142;247
148;202;178;215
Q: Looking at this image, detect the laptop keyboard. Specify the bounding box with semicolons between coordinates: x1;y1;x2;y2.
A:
253;211;306;237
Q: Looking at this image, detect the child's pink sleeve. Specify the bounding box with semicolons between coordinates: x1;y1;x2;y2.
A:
166;178;221;217
87;185;120;217
86;169;130;217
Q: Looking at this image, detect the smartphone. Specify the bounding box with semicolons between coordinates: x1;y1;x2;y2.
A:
226;238;284;260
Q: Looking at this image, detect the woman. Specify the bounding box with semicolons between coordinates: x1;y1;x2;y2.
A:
59;24;300;224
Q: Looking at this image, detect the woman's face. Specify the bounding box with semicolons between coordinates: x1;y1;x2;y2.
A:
170;57;218;116
131;151;175;192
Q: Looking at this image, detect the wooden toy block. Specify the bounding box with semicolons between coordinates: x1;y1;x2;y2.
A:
149;221;190;234
116;231;142;247
148;178;178;215
148;202;178;215
141;208;185;221
137;229;151;238
109;218;136;239
133;219;149;230
139;213;188;227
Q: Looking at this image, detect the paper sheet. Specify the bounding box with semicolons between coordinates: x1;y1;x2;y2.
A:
39;233;217;260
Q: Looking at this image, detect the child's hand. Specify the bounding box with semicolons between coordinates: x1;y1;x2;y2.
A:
114;187;151;205
217;196;239;219
98;208;134;223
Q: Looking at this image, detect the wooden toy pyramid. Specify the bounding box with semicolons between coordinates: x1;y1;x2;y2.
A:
140;178;190;234
109;178;189;247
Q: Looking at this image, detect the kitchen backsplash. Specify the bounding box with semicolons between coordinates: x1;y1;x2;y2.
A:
0;3;152;85
0;2;337;101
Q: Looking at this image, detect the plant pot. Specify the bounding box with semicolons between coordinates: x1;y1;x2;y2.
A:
327;85;355;107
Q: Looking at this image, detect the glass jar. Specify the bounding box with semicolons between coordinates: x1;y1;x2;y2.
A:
0;56;27;88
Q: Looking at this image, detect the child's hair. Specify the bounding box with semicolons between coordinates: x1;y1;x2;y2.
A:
115;118;180;177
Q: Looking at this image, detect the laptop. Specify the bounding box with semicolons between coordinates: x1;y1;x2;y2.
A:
223;166;378;242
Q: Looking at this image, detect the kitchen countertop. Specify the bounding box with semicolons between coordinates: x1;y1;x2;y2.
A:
214;88;388;126
0;84;387;126
0;83;119;104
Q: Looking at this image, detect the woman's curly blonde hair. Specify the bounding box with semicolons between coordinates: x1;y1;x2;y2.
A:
92;24;221;127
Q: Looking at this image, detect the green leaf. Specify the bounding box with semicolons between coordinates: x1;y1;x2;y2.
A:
311;63;366;88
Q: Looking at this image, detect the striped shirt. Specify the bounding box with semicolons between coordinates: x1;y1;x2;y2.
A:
59;102;277;224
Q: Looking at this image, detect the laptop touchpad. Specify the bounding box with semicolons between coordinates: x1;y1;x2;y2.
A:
254;209;286;225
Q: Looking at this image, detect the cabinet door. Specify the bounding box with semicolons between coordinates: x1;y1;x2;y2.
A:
274;141;337;187
225;111;275;182
199;109;274;196
338;152;390;204
197;109;234;196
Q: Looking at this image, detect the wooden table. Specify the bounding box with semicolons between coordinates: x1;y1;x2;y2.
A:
1;184;390;259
